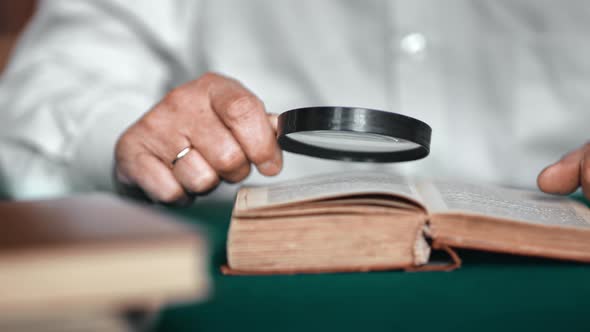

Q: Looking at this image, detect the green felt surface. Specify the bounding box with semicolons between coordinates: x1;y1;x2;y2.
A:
154;196;590;332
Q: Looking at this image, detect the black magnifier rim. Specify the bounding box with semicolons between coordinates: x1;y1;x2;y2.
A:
277;106;431;162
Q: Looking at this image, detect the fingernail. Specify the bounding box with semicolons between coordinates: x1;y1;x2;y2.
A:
540;164;558;179
258;160;279;175
157;194;195;207
174;195;196;207
115;169;133;185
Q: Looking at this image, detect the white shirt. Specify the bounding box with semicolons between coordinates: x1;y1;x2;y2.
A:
0;0;588;199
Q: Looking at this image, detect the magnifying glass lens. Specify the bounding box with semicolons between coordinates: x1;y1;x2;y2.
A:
286;131;420;153
277;107;431;162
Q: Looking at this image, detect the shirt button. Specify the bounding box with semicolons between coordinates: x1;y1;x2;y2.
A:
399;33;427;58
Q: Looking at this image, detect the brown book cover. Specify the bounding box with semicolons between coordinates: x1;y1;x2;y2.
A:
224;172;590;275
0;194;210;315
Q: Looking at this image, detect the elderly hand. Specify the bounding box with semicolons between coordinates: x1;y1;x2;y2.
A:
114;72;282;205
537;142;590;200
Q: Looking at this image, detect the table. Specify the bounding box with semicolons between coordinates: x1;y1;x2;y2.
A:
154;197;590;332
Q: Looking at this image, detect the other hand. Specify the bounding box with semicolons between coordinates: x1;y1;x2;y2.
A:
537;142;590;200
114;72;282;205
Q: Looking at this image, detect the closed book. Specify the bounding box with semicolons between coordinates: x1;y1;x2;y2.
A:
0;194;209;316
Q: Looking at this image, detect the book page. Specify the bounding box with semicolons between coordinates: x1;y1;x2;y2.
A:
236;171;424;211
420;180;590;228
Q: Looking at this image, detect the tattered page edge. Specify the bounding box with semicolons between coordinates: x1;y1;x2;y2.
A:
220;262;421;276
220;229;461;276
221;215;463;275
219;243;461;276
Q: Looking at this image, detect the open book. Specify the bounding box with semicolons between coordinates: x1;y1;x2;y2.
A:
224;172;590;274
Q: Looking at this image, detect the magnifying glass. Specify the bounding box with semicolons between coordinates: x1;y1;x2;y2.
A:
277;107;431;162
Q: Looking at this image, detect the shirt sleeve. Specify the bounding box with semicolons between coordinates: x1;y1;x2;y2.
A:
0;0;201;199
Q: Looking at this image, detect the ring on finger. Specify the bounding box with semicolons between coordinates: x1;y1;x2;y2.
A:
172;146;192;166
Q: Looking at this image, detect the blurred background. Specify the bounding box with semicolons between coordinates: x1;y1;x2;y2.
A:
0;2;589;332
0;1;36;74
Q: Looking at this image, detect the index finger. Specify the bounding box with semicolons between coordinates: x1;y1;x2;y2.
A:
207;74;282;176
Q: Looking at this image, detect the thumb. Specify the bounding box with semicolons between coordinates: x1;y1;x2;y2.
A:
537;146;585;195
267;113;279;133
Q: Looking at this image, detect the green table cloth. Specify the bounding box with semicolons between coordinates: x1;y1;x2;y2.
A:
155;197;590;332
